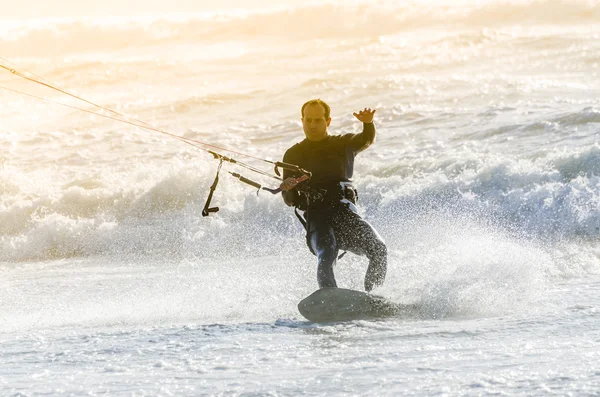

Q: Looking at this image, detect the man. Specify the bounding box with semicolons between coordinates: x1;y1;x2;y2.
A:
280;99;387;292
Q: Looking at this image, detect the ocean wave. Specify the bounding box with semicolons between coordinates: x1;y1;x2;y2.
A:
1;143;599;264
553;107;600;126
154;92;259;114
469;107;600;141
553;144;600;180
1;0;599;57
366;145;600;240
0;160;302;263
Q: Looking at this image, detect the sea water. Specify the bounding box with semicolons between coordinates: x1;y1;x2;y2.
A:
1;0;600;395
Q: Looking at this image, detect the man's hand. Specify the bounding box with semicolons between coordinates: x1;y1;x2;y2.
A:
353;108;376;123
279;175;309;191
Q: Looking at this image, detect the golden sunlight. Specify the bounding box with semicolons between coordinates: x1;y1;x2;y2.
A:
0;0;322;17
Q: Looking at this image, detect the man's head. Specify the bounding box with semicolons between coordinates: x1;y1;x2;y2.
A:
301;99;331;142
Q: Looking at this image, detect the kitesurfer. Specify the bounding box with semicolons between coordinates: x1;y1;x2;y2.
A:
281;99;387;292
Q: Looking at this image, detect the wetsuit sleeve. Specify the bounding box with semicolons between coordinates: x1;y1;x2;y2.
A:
344;122;376;153
281;148;301;207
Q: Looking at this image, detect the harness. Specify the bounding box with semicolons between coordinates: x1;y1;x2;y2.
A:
293;181;358;259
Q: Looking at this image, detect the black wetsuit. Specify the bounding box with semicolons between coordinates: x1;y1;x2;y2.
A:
282;123;387;292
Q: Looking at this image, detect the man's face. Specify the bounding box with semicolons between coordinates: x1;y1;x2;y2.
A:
302;104;331;142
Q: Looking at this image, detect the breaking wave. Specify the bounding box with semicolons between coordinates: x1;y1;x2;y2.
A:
1;144;598;264
2;0;599;57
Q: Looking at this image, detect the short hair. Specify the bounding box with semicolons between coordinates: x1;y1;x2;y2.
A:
301;99;331;120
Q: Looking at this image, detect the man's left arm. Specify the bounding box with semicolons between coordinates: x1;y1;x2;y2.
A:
346;108;377;152
280;148;302;207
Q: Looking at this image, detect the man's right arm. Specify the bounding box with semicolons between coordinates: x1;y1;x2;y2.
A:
345;122;376;153
346;108;377;153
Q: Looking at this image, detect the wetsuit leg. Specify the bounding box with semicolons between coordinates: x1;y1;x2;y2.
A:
307;214;339;289
334;206;387;292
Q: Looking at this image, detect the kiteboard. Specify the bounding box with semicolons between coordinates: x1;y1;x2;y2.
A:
298;287;418;323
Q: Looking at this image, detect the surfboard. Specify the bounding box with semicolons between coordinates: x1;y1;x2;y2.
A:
298;287;418;323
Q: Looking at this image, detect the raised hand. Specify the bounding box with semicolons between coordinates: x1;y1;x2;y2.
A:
353;108;376;123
